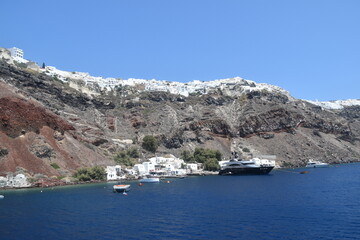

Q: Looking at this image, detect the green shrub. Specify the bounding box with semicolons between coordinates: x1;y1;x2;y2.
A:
113;147;139;167
184;148;222;171
127;147;140;158
204;158;220;171
193;148;222;163
242;147;250;153
78;173;91;182
114;151;136;167
181;150;195;163
142;135;158;153
89;166;106;180
50;163;60;169
74;167;89;176
73;166;106;182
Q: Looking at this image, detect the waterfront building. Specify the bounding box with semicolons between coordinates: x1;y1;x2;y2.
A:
106;165;122;181
143;162;155;174
144;155;186;176
0;173;30;188
170;169;187;176
186;163;198;172
133;164;146;175
124;168;136;175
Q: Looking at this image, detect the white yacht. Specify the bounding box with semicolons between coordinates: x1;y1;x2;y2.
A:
219;153;275;175
305;159;329;168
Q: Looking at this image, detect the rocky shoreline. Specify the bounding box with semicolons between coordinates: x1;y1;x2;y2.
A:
2;160;360;192
0;171;221;191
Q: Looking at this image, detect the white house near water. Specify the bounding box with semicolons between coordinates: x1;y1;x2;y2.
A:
106;165;122;181
0;173;31;188
186;163;198;172
133;164;146;175
143;162;155;173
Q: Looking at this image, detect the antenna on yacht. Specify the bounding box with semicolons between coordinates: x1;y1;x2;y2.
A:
230;151;239;161
230;139;237;161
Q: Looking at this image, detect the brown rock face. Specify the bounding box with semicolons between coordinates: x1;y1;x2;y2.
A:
0;65;112;177
0;127;112;177
0;97;74;138
237;108;304;137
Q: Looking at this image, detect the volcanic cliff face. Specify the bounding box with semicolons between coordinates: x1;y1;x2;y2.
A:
0;63;113;177
0;59;359;177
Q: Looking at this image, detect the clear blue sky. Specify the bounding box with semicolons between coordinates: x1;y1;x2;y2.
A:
1;0;359;101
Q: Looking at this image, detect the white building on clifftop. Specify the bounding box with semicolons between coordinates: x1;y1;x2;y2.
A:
8;47;28;64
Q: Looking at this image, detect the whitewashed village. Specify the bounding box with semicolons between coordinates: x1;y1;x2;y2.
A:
106;155;202;182
1;48;292;99
0;154;204;188
2;47;359;109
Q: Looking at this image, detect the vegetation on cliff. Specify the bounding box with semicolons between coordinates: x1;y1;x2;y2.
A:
73;166;106;182
181;148;222;171
142;135;158;153
114;148;140;167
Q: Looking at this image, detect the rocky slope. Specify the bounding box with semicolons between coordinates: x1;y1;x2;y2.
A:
0;62;113;178
0;59;359;178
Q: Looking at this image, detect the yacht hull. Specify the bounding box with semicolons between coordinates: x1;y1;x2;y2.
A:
139;178;160;183
219;166;274;175
305;164;329;168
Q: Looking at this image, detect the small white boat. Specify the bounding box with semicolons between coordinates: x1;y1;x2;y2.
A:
306;160;329;168
139;177;160;183
0;195;4;199
113;184;131;193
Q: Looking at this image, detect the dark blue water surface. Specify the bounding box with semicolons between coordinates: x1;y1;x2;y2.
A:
1;163;360;240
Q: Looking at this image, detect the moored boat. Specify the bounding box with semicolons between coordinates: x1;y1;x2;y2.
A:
305;160;329;168
113;184;131;193
138;177;160;183
219;154;275;175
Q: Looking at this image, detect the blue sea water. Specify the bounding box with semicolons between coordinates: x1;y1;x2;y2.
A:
1;163;360;240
